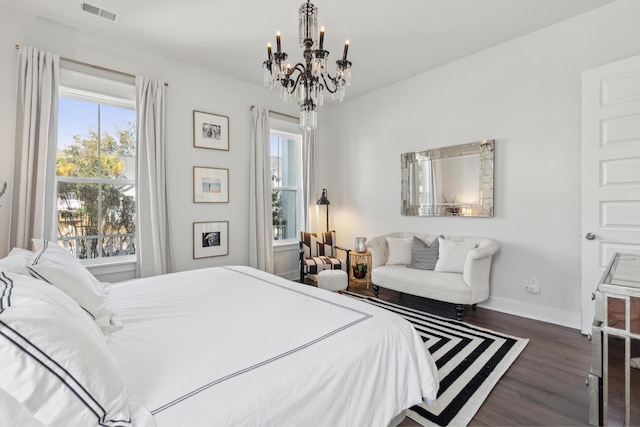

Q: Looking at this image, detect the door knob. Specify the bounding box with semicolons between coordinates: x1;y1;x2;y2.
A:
585;232;596;240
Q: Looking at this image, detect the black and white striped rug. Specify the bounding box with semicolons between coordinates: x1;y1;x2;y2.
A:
345;293;528;427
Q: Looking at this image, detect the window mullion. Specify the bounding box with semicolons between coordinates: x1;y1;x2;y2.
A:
97;103;102;259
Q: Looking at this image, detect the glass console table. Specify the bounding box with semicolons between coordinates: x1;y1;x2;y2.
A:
589;253;640;426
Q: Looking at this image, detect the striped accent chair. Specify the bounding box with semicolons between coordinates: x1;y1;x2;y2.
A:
299;231;351;283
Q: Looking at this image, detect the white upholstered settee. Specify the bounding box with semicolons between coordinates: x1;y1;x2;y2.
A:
367;232;499;319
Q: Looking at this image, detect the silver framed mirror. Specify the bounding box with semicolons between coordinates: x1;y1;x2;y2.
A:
401;140;494;217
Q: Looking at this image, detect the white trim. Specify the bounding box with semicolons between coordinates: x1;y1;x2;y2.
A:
82;254;135;266
273;241;297;251
59;86;135;110
84;255;136;277
270;125;303;244
59;67;135;108
270;115;299;132
57;176;135;186
56;67;137;268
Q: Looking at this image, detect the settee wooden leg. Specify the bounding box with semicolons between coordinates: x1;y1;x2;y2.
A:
472;304;478;311
373;284;379;298
455;304;464;320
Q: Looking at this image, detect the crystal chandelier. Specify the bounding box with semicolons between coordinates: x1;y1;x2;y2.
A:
262;0;352;131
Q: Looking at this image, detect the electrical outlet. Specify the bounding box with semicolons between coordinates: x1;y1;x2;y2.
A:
525;284;540;294
526;277;540;294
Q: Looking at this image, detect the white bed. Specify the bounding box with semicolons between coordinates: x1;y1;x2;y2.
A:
0;241;438;427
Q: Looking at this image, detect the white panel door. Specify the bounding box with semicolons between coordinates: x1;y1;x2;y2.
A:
581;55;640;334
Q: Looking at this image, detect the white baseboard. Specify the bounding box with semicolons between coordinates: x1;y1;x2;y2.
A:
479;296;581;330
277;269;300;281
276;274;582;331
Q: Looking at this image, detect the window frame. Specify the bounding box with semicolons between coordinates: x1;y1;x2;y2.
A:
56;67;137;265
270;119;303;246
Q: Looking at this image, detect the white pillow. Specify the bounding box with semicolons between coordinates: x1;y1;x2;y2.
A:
27;265;121;333
385;237;413;265
29;239;120;334
0;272;131;427
0;248;33;275
434;237;476;273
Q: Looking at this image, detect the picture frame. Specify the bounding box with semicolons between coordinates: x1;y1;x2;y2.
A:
193;221;229;259
193;166;229;203
193;110;229;151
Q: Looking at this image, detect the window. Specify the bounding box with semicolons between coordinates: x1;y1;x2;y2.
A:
270;120;302;243
56;68;136;260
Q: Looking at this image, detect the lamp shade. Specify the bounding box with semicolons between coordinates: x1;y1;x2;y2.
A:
317;189;330;205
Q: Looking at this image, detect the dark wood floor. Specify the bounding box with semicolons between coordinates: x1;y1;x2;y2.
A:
341;281;594;426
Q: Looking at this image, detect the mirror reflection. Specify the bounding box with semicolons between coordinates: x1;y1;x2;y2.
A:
401;140;494;217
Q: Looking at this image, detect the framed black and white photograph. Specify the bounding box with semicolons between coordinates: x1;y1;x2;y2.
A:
193;110;229;151
193;221;229;259
193;166;229;203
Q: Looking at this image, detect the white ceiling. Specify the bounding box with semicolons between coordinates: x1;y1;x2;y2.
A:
2;0;617;100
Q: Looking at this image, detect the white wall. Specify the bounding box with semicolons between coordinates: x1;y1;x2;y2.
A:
2;2;638;327
0;12;21;255
0;7;299;274
324;0;640;328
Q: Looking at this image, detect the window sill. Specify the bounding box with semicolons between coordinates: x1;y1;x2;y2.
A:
273;240;298;252
83;256;137;277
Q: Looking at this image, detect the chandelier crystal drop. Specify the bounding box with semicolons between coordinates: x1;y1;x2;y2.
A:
262;0;352;131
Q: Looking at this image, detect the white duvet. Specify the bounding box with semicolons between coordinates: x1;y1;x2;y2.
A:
107;266;438;426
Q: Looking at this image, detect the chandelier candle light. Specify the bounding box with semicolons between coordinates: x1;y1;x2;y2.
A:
262;0;352;130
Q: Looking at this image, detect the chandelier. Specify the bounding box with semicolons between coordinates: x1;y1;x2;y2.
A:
262;0;352;130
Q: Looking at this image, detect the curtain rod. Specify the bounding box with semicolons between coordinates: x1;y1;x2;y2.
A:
15;44;168;87
250;105;297;121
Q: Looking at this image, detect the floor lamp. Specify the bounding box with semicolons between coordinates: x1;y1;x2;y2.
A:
317;189;330;232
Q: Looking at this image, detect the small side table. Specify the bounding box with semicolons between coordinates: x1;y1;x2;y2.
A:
349;249;372;288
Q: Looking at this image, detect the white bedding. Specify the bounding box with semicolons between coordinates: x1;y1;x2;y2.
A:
107;265;438;426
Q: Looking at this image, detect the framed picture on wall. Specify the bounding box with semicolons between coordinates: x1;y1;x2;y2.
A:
193;110;229;151
193;221;229;259
193;166;229;203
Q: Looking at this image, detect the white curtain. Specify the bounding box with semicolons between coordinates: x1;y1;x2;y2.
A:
10;46;59;250
249;106;274;273
135;76;174;277
302;129;318;231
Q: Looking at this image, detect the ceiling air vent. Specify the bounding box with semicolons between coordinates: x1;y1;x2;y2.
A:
80;2;119;22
